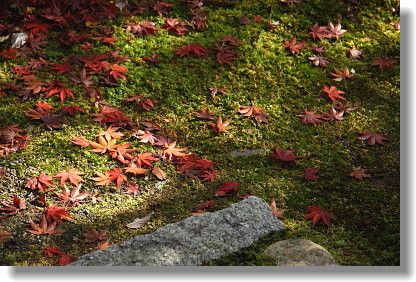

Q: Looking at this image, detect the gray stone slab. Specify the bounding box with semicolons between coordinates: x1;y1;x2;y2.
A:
72;196;284;266
264;239;338;266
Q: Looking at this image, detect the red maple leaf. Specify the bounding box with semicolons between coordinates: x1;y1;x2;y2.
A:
91;106;132;126
176;154;217;181
11;65;33;75
55;169;83;187
272;148;301;163
176;44;208;57
56;185;89;206
45;205;72;222
126;21;158;37
142;53;160;64
45;80;74;103
92;172;113;186
163;18;188;36
50;63;73;74
83;229;108;243
26;172;54;192
371;57;396;71
193;200;215;214
214;181;239;196
299;109;324;125
27;214;64;235
304;167;319;181
349;166;370;180
58;253;73;266
133;130;158;144
109;64;128;80
0;49;17;60
162;141;188;160
331;68;354;81
62;105;85;116
322;85;346;102
321;107;344;122
194;108;215;120
107;168;128;187
109;143;136;164
44;246;63;257
43;246;73;266
210;116;231;134
305;205;335;227
238;106;267;124
70;69;94;87
357;131;388;145
124;95;156;111
0;195;26;215
308;55;329;68
348;47;362;59
283;37;306;54
327;22;346;40
134;152;158;167
216;50;238;65
309;23;329;40
25;23;50;35
71;136;91;147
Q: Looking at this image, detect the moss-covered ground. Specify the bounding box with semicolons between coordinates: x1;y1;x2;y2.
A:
0;0;399;266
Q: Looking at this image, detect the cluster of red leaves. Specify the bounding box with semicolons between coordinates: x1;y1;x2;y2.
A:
25;102;65;130
176;154;218;182
309;22;347;41
175;35;240;66
26;172;54;192
300;105;352;125
43;246;73;266
91;106;132;127
185;0;208;31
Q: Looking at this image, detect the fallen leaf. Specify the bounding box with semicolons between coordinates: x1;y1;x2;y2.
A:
269;198;284;218
272;148;301;163
215;181;239;196
126;212;153;229
357;131;388;145
83;229;108;243
210;116;231;134
322;85;346;102
152;167;167;180
55;169;83;187
349;166;370;180
27;214;64;235
305;205;335;227
283;37;306;54
304;167;319;181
